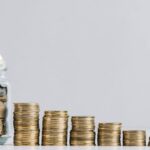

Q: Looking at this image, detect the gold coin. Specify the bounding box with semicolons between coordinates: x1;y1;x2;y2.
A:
123;130;145;134
70;140;95;146
44;111;68;117
14;126;39;131
98;142;120;146
72;116;94;121
99;122;121;127
14;103;39;112
123;142;146;146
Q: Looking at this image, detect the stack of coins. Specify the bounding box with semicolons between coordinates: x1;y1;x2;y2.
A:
42;111;68;146
14;103;40;146
123;130;146;146
148;137;150;146
0;96;7;135
97;123;122;146
70;116;95;146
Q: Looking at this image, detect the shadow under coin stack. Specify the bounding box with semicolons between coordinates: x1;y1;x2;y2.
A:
97;123;122;146
14;103;40;146
0;96;6;135
42;111;68;146
70;116;95;146
123;130;146;146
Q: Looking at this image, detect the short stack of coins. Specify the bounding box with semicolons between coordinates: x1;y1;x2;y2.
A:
97;123;122;146
70;116;95;146
123;130;146;146
0;96;7;135
14;103;40;146
42;111;68;146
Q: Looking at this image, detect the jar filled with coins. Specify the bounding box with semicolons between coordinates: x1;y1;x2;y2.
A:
0;55;12;145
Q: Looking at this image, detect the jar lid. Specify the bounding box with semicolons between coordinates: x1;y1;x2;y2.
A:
0;55;6;71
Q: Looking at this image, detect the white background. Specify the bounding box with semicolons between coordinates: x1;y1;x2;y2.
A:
0;0;150;129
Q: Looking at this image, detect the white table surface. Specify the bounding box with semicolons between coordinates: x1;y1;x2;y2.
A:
0;146;149;150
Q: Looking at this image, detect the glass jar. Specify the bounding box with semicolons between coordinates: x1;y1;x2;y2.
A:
0;55;12;145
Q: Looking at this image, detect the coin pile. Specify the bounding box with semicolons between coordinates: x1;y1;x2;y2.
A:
123;130;146;146
97;123;122;146
70;116;95;146
13;103;40;146
42;111;68;146
0;96;6;136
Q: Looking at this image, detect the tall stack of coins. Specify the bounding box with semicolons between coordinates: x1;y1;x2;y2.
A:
148;137;150;146
14;103;40;146
0;96;6;136
42;111;68;146
123;130;146;146
70;116;95;146
97;123;122;146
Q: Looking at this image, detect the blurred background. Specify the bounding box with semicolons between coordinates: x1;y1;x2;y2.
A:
0;0;150;129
